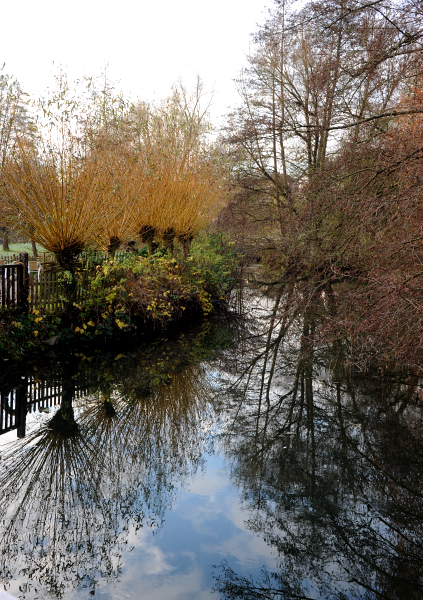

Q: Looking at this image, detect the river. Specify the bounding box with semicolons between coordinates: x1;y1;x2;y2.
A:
1;288;422;599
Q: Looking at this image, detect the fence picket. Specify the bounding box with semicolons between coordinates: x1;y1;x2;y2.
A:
1;254;100;314
0;264;26;310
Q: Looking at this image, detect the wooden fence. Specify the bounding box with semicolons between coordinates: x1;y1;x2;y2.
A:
0;251;54;264
0;263;26;310
30;269;62;312
29;267;95;312
0;375;90;438
0;253;22;263
0;249;139;314
0;252;97;314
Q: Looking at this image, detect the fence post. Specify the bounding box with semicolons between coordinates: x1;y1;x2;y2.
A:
16;384;27;439
18;252;29;314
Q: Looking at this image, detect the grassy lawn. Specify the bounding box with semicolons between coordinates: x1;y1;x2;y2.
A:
0;243;46;257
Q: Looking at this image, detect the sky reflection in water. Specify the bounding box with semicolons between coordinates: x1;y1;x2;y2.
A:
1;294;423;600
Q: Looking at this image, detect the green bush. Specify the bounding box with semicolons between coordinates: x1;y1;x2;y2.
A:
188;232;240;299
0;311;62;359
0;232;242;357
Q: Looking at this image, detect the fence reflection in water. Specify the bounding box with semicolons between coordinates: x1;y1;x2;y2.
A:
0;377;89;438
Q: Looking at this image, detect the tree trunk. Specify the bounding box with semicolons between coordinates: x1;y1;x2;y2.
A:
163;228;175;257
2;227;10;251
107;236;120;259
31;239;38;257
140;225;158;256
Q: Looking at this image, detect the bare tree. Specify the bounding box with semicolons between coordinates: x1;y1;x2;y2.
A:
0;68;33;251
225;0;423;252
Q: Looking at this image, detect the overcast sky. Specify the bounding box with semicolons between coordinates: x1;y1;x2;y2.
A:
1;0;272;124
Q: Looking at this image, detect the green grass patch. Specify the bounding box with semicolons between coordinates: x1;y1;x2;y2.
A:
0;243;46;257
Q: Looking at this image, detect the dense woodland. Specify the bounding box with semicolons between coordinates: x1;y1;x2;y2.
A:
220;0;423;368
1;0;423;368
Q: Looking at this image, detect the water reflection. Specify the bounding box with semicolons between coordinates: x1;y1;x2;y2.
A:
215;288;423;600
0;321;232;599
1;289;423;599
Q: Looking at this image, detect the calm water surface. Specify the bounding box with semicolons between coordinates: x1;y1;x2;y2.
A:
1;291;422;599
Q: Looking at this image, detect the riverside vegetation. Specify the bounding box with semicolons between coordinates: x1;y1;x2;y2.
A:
0;233;240;358
0;77;239;358
219;0;423;370
2;0;423;371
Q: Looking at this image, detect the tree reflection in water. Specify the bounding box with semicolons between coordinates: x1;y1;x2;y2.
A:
2;292;423;600
214;286;423;600
0;322;229;599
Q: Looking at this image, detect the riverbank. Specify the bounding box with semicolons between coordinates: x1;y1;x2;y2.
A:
0;235;241;360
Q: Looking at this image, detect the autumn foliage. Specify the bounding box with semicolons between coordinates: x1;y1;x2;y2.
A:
221;0;423;367
0;79;230;267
